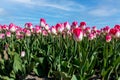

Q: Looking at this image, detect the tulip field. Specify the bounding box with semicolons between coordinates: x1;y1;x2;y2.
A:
0;18;120;80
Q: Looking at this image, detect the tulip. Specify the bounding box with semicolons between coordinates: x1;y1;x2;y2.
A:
21;51;25;57
25;23;33;29
88;33;94;40
84;27;91;34
72;21;78;29
115;30;120;38
9;23;16;32
25;30;31;36
34;25;41;34
106;34;112;42
103;26;110;34
92;26;97;31
73;28;83;41
56;23;64;33
6;32;11;37
64;22;71;30
2;25;8;30
80;22;86;29
45;24;49;30
114;25;120;30
42;30;48;36
40;18;46;28
0;33;5;39
50;26;57;35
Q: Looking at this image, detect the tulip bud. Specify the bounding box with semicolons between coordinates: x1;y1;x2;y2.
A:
21;51;25;57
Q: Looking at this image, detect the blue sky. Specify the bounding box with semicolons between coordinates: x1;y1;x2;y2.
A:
0;0;120;29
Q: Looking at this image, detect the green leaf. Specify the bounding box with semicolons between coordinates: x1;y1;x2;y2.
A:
33;67;39;76
71;75;77;80
13;53;22;73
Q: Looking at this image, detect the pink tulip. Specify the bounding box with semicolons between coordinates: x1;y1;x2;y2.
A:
56;23;64;33
103;26;110;34
79;22;86;29
92;26;97;31
25;30;31;36
64;22;71;30
2;25;8;30
73;28;83;41
88;33;94;40
45;24;49;30
35;25;42;34
84;27;91;34
106;34;112;42
0;33;5;39
115;30;120;38
42;30;48;36
72;21;78;29
25;23;33;29
50;26;57;35
16;30;21;36
9;23;16;32
6;32;11;37
40;18;46;28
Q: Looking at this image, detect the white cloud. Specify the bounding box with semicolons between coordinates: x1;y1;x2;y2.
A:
9;0;86;11
89;7;118;17
11;0;33;4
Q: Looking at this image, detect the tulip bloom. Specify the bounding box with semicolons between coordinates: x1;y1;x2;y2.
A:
21;51;25;57
88;33;94;40
0;33;5;39
40;18;46;28
72;21;78;29
106;34;112;42
6;32;11;37
50;26;57;35
64;22;71;31
73;28;83;41
56;23;64;33
80;22;86;29
25;30;31;36
35;25;42;34
25;23;33;29
42;30;48;36
9;23;16;32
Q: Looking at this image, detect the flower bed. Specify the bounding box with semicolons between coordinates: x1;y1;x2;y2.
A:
0;18;120;80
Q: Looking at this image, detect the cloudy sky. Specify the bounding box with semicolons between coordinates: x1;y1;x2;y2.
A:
0;0;120;28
